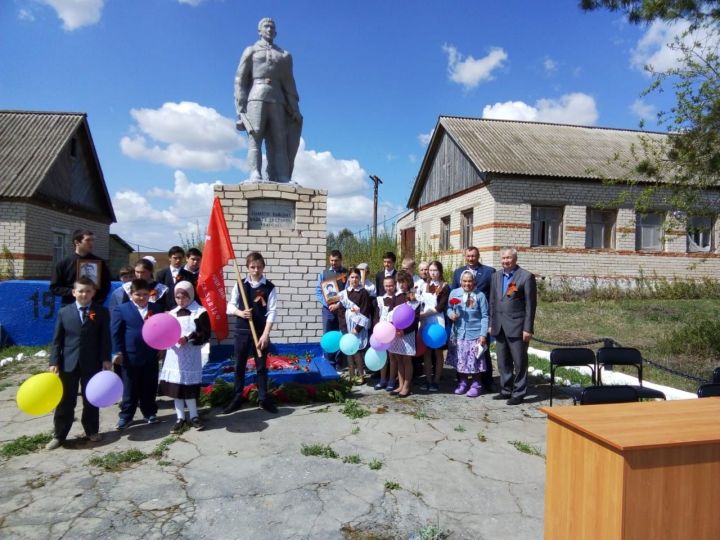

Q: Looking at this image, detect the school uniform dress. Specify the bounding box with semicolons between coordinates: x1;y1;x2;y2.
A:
49;301;110;440
227;277;277;403
446;288;489;374
419;281;450;350
111;301;164;423
337;287;371;349
158;302;210;399
386;292;419;356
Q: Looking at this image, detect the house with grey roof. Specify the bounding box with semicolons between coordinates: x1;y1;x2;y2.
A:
397;116;720;284
0;111;116;279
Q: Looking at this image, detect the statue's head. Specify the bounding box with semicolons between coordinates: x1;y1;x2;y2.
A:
257;17;276;40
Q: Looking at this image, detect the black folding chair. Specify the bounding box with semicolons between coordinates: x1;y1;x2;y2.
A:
549;348;597;405
697;383;720;398
713;367;720;384
596;347;666;400
579;385;639;405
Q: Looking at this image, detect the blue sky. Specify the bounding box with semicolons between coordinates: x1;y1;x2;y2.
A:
1;0;686;250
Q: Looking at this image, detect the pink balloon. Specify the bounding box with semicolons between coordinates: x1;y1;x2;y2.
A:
370;334;391;351
142;313;181;350
373;321;396;344
392;303;415;330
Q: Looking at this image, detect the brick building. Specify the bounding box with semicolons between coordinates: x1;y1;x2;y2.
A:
0;111;116;279
396;116;720;284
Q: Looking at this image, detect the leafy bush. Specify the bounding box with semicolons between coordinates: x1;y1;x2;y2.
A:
656;318;720;359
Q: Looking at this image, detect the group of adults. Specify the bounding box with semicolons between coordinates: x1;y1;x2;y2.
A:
316;246;537;405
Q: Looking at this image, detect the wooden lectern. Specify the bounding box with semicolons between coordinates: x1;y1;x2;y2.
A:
541;398;720;540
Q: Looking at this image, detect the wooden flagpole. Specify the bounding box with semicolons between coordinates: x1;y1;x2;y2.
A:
232;259;262;352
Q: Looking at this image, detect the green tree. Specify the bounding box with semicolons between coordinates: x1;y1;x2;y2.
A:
581;1;720;217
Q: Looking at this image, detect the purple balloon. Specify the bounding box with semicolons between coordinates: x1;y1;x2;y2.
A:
392;303;415;330
142;313;181;350
370;334;391;351
85;370;123;408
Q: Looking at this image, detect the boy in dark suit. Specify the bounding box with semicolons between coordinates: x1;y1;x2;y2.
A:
111;279;164;430
156;246;188;309
47;276;111;450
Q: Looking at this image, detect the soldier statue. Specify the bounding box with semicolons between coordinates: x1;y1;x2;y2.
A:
234;17;302;183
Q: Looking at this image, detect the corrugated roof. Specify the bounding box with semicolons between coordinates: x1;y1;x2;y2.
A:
407;116;671;208
0;110;86;197
439;116;667;180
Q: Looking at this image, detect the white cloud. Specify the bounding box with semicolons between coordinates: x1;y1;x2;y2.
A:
178;0;205;5
543;57;558;74
630;99;656;121
631;20;718;74
120;101;246;171
418;129;434;146
40;0;104;31
442;44;507;89
18;8;35;21
111;171;220;248
482;92;598;125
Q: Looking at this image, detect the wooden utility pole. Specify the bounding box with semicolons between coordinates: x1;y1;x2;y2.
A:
369;175;383;246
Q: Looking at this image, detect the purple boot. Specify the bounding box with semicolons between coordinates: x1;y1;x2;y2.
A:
454;379;470;395
466;380;482;398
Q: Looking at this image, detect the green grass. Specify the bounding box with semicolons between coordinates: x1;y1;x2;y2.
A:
534;298;720;392
340;399;370;419
300;443;338;459
0;432;53;458
88;448;148;471
412;407;429;420
528;355;593;386
368;458;383;470
476;432;487;443
384;480;401;491
150;436;181;458
414;523;450;540
509;440;544;458
453;425;466;433
351;426;360;435
342;454;362;464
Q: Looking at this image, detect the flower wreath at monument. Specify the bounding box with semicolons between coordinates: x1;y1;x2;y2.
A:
199;377;353;407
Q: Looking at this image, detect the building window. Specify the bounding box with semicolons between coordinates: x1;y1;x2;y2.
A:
461;209;473;249
440;216;450;251
636;212;664;250
687;215;713;252
52;232;67;266
531;206;563;246
585;209;616;249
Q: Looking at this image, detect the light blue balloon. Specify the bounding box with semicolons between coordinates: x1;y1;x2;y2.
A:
320;330;342;353
339;333;361;356
364;348;387;372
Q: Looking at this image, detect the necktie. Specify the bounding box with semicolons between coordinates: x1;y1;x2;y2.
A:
81;306;89;323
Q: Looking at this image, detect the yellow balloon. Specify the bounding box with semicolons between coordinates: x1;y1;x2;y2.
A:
16;373;63;416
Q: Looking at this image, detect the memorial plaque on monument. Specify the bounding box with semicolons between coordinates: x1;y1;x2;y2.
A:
248;198;296;230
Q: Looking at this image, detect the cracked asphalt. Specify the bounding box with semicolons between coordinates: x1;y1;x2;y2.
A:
0;359;550;539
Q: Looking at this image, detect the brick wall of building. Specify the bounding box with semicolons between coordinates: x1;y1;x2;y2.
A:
397;177;720;283
0;201;110;279
215;183;326;344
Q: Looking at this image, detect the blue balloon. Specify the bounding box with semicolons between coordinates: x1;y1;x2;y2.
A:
364;348;387;371
339;333;360;355
422;323;447;349
320;331;342;353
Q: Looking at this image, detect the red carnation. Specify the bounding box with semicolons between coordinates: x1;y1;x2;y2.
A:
201;385;213;396
449;297;461;306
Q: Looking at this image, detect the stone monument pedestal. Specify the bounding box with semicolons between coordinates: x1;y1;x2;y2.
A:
214;182;326;344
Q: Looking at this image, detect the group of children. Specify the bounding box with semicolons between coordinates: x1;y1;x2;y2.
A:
47;246;209;449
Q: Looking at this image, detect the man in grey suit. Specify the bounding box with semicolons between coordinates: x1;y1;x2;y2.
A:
47;277;112;449
489;247;537;405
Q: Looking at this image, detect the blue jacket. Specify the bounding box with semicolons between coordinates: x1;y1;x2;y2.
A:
451;264;496;300
111;301;163;366
446;287;489;340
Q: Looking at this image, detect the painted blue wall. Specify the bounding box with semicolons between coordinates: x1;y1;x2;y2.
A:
0;280;121;346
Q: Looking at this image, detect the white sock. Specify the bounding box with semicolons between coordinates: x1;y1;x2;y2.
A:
174;399;185;420
186;399;198;419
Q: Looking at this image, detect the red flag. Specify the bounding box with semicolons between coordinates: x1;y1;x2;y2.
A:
198;197;235;340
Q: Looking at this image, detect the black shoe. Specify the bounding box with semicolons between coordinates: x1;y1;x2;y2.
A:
222;399;243;415
171;420;185;433
189;417;205;430
259;400;278;414
493;393;511;400
506;396;525;406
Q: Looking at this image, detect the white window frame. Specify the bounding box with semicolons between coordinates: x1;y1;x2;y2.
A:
687;215;713;252
636;212;664;251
